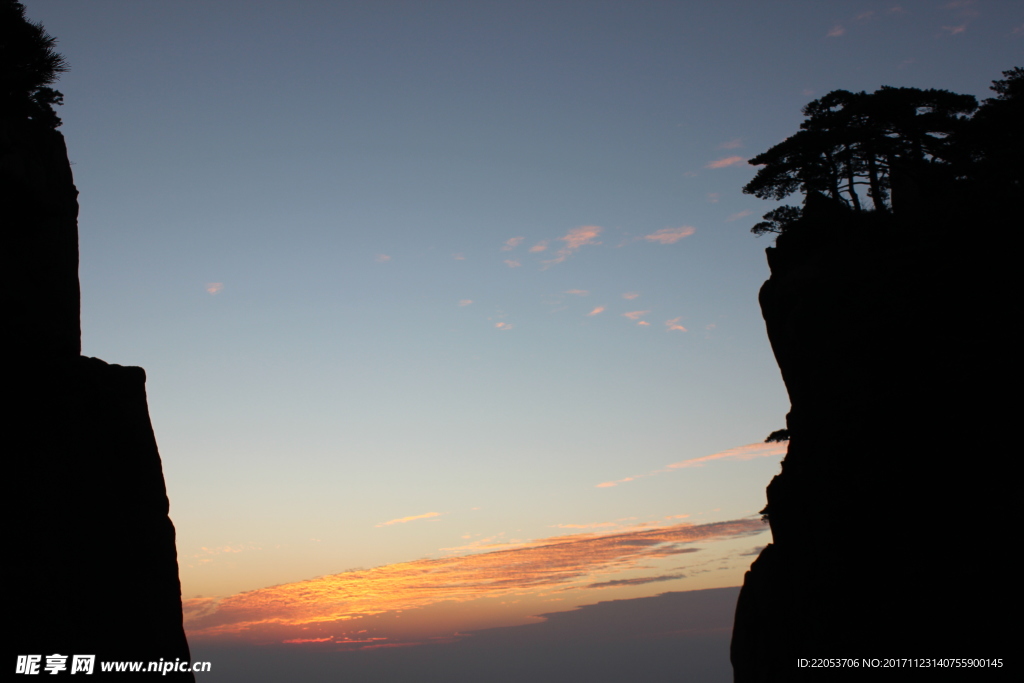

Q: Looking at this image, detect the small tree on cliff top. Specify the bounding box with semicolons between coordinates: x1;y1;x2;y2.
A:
744;85;977;235
1;0;69;128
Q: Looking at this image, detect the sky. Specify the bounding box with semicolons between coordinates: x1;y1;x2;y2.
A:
25;1;1021;680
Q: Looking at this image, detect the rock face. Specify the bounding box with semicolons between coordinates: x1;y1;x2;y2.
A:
730;192;1014;681
5;121;194;679
3;120;81;359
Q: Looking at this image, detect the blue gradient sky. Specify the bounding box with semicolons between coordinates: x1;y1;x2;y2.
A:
25;0;1020;676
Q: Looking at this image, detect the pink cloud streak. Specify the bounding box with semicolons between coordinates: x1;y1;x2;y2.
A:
643;227;695;244
596;442;787;488
705;156;745;169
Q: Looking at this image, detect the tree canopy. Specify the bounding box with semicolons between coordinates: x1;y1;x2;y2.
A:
743;69;1022;236
1;0;69;128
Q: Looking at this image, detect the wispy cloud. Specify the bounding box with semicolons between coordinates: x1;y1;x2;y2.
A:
826;24;846;37
726;210;753;222
376;254;392;263
665;317;687;332
564;289;589;296
544;226;602;266
622;292;640;300
667;442;788;470
529;241;549;253
184;543;262;568
707;193;721;203
458;299;473;307
452;253;466;260
596;477;635;488
596;442;787;488
495;322;513;330
705;156;745;169
622;311;650;321
587;306;606;317
718;139;743;150
504;259;522;268
637;321;650;326
376;512;441;527
940;24;967;34
856;10;875;20
501;237;524;251
205;282;224;295
643;227;695;244
184;518;766;641
586;572;692;589
562;226;601;250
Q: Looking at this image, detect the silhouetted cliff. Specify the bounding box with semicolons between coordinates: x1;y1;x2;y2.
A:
3;118;80;358
4;121;194;677
730;185;1015;680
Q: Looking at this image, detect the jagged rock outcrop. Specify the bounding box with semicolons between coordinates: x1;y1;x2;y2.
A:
4;119;194;678
731;190;1014;681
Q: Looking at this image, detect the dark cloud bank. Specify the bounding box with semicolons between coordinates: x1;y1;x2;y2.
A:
192;587;738;683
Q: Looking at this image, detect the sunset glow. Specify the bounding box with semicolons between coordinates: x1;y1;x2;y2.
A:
33;0;1015;677
185;518;765;645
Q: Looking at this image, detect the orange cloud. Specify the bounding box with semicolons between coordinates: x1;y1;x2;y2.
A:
205;283;224;295
637;321;650;326
719;139;743;149
376;512;441;527
622;311;650;320
665;318;687;332
501;237;524;251
726;210;753;222
495;322;513;330
643;227;695;244
827;25;845;37
705;156;745;169
183;518;766;641
564;289;589;296
529;241;549;253
622;292;640;300
376;254;392;263
504;259;521;268
544;226;602;265
587;306;605;316
453;253;466;260
458;299;473;307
